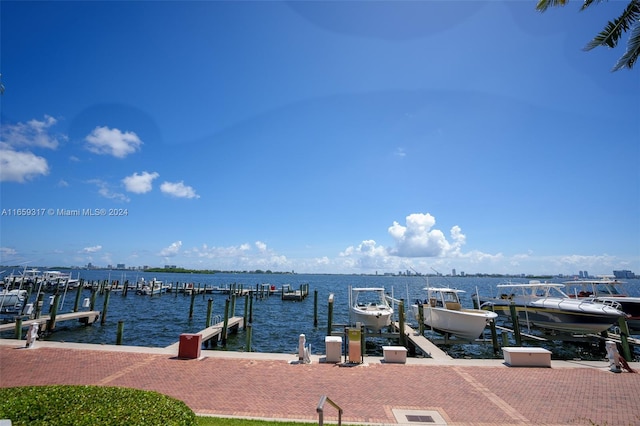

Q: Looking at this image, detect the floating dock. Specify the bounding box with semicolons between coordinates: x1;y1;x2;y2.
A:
0;311;101;333
165;316;245;350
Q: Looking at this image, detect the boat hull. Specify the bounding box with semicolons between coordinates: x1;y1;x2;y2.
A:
413;305;497;340
350;307;393;332
482;299;625;334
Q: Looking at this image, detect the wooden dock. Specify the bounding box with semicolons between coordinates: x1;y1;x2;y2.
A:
165;316;245;350
0;311;101;333
393;322;452;361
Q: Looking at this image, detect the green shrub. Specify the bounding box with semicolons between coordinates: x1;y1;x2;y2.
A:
0;385;196;426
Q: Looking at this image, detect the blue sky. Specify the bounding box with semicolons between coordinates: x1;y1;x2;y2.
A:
1;1;638;276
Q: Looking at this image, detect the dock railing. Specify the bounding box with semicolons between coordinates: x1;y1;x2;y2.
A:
317;395;343;426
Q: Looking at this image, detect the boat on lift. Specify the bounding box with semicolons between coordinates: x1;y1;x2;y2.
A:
349;287;394;332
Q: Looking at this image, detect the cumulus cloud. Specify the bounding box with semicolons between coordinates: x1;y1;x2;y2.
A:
82;245;102;253
1;115;62;149
388;213;465;257
159;241;182;257
0;146;50;182
84;126;142;158
122;171;159;194
160;181;200;199
88;179;130;202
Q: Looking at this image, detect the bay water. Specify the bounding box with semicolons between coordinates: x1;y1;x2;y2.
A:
3;271;638;360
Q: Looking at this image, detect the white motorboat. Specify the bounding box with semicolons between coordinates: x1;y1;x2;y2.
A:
480;281;627;334
0;289;28;314
135;278;165;295
563;277;640;331
412;287;497;340
349;287;394;332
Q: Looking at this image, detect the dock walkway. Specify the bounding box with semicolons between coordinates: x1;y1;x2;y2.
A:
1;338;638;426
0;311;100;333
165;316;244;350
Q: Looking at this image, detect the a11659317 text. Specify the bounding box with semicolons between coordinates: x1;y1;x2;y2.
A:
1;208;129;217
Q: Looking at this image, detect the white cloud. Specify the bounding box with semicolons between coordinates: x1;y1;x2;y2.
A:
160;181;200;199
122;171;159;194
159;241;182;257
88;179;130;202
388;213;464;257
82;245;102;253
84;126;142;158
1;115;62;149
0;146;50;182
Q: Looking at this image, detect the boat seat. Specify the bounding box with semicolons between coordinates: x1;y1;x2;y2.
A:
445;302;461;310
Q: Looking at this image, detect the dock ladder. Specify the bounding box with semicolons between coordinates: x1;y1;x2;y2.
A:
317;395;343;426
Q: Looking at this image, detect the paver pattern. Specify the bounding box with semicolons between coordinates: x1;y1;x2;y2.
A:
1;342;639;426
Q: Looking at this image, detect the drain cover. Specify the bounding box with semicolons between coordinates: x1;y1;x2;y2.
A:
406;414;435;422
392;409;447;425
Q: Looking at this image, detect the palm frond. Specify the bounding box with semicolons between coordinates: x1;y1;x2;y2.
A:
536;0;568;13
580;0;606;12
612;19;640;70
584;0;640;50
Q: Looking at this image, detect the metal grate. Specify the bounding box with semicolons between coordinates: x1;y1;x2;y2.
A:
406;415;435;423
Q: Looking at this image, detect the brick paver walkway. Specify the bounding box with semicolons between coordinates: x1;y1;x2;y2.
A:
1;341;639;425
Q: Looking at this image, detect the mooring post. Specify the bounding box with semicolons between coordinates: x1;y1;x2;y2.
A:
101;289;111;325
490;318;499;353
35;293;44;319
15;317;22;340
618;317;632;361
189;287;196;319
90;288;97;311
508;302;522;346
313;289;318;327
243;294;249;327
222;298;230;346
47;294;61;332
73;283;83;312
206;298;213;328
116;320;124;345
398;299;406;347
327;294;334;336
249;293;254;324
123;280;129;297
231;293;237;317
418;303;425;335
245;322;252;352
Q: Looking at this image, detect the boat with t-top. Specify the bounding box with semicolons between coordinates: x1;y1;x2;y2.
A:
411;287;497;340
480;280;627;334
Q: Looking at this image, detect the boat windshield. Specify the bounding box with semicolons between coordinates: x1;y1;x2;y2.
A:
355;290;385;306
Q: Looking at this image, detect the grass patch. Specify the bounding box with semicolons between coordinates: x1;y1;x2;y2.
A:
0;385;196;425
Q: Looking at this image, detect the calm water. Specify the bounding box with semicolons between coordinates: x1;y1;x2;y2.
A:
2;271;639;360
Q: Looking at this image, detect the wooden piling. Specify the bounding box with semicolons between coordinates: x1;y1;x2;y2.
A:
73;283;83;312
47;294;61;332
116;320;124;345
15;317;22;340
418;303;425;335
490;318;499;353
327;294;334;336
249;293;254;324
618;317;632;361
398;299;406;347
189;287;196;319
243;294;249;327
245;323;252;352
206;298;213;328
313;289;318;327
222;298;230;346
90;288;97;311
101;289;111;325
508;303;522;346
35;293;44;319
